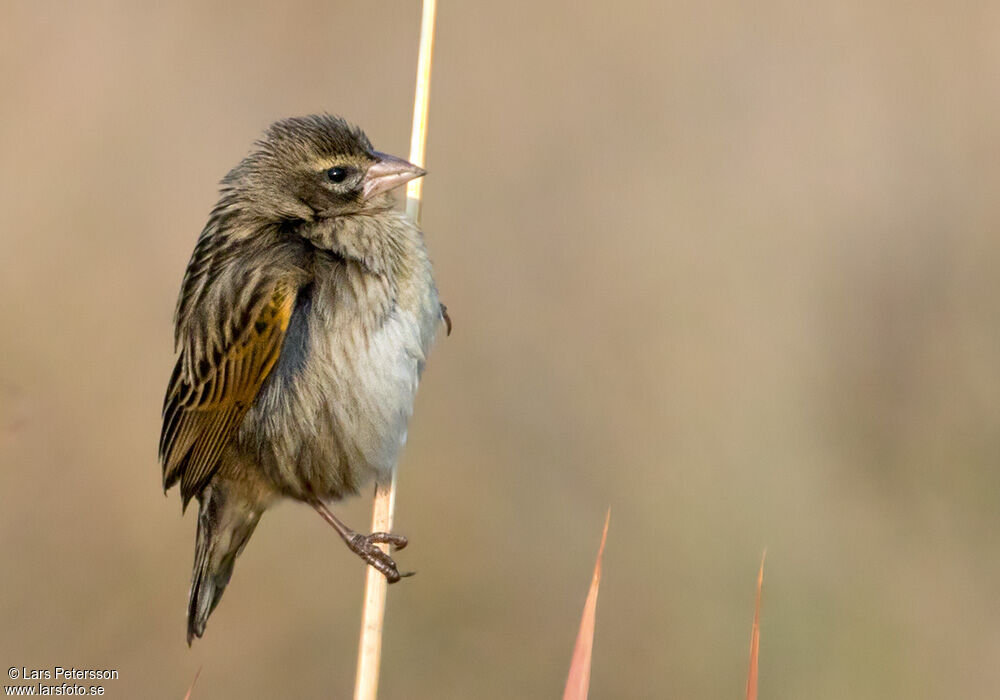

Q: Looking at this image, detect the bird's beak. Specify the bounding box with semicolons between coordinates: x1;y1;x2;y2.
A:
362;152;426;200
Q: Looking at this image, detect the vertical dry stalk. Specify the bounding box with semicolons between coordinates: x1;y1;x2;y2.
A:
182;666;201;700
746;550;766;700
562;510;611;700
405;0;436;226
353;2;437;699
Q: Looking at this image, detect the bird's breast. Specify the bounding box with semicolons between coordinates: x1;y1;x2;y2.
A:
247;254;439;501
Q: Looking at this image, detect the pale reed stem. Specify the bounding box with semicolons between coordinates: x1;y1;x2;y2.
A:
353;2;436;699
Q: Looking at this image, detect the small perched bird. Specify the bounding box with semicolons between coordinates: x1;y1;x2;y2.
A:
159;115;447;643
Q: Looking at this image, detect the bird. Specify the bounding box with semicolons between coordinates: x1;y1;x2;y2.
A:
158;114;448;644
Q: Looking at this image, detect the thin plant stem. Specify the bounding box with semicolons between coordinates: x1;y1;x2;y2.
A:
746;550;766;700
353;2;436;699
562;510;611;700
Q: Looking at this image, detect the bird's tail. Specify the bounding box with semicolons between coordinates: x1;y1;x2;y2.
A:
187;481;263;644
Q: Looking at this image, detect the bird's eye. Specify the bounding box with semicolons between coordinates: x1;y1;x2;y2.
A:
326;166;348;183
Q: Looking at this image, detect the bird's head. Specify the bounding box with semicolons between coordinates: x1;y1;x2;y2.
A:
223;114;425;223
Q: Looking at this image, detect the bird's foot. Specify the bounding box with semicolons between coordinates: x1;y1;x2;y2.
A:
440;303;452;336
347;532;414;583
310;499;414;583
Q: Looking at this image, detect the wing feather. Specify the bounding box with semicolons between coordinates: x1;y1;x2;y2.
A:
159;222;302;509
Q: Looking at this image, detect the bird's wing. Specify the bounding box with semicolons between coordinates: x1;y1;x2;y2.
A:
159;229;301;508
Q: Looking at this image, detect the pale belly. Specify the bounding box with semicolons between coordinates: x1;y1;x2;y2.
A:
241;280;437;501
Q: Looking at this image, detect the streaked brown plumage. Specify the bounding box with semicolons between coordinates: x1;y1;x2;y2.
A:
159;115;445;643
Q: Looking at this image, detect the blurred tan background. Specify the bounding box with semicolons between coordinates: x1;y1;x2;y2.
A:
2;1;999;698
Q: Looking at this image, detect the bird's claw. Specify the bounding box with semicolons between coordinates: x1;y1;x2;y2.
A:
440;303;452;336
349;533;414;583
368;531;408;551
